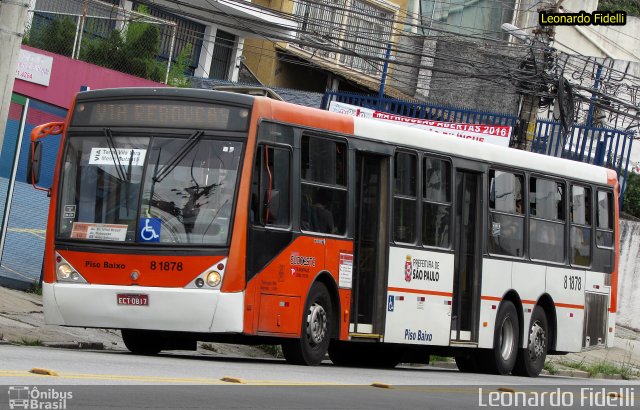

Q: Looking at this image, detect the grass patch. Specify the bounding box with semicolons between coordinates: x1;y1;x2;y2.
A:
200;343;219;353
430;355;453;362
258;344;283;358
18;338;43;346
559;359;639;380
543;360;558;375
25;281;42;296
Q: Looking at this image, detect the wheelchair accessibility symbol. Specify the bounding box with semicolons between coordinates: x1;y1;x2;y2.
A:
139;218;161;242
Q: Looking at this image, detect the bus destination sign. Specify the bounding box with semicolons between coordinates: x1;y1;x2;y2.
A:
71;100;250;131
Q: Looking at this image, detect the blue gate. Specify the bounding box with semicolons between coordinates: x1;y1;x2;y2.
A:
533;120;635;204
321;90;518;127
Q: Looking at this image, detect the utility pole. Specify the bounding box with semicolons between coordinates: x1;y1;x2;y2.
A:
0;0;30;153
516;0;561;151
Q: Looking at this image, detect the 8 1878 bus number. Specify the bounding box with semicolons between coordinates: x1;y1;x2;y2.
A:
150;261;183;271
564;275;582;291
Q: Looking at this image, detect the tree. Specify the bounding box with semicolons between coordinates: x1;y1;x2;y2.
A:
82;5;164;82
623;172;640;218
167;44;193;87
24;17;76;57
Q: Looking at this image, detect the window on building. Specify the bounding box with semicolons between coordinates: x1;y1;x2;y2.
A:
570;185;591;266
529;177;565;263
292;0;393;75
300;136;347;234
422;157;451;248
488;170;524;257
394;152;417;243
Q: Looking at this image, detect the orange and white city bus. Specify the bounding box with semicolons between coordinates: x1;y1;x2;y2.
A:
28;88;619;377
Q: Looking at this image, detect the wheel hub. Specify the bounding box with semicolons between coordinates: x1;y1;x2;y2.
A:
306;303;327;345
528;321;546;361
500;316;515;361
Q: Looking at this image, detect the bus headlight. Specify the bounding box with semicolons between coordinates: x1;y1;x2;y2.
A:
206;271;221;287
57;264;73;280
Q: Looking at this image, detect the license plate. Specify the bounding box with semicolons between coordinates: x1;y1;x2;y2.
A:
117;294;149;306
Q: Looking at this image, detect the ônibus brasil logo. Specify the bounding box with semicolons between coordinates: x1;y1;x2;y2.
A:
405;255;412;282
8;386;73;409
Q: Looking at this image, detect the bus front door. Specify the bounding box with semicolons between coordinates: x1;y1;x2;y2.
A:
351;152;389;336
451;169;482;343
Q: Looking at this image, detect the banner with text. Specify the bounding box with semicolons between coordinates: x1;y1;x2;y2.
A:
328;101;511;147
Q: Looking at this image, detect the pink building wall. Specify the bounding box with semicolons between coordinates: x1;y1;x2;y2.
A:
13;45;168;109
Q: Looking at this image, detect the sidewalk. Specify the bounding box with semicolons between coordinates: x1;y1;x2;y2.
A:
1;285;638;379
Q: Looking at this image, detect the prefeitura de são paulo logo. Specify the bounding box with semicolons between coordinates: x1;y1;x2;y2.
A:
405;255;412;282
8;386;73;409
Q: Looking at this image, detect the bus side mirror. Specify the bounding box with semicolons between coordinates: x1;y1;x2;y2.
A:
27;140;42;184
27;122;65;191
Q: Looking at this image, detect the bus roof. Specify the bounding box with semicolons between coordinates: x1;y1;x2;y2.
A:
353;115;611;186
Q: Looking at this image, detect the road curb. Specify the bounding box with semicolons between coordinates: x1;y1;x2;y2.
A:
553;369;590;378
42;341;104;350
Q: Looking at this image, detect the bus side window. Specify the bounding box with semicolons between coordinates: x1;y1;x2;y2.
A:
487;170;524;257
570;185;591;267
300;135;347;235
422;157;451;248
393;151;417;243
596;190;614;248
251;145;291;227
529;177;565;263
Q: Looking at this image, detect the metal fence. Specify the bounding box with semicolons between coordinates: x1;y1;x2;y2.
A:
533;120;635;204
24;0;195;85
321;90;518;127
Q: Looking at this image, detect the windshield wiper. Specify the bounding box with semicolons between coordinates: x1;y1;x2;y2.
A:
153;130;204;183
103;128;128;181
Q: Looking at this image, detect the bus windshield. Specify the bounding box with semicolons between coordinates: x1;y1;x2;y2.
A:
57;133;242;245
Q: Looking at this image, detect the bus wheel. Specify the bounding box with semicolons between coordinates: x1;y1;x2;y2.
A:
121;329;165;355
513;306;548;377
484;300;519;375
455;353;479;373
282;282;333;366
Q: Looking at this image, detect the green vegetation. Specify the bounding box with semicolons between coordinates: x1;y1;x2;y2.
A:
258;344;283;358
623;173;640;218
598;0;640;16
24;17;76;57
167;44;193;88
22;6;191;85
559;359;639;380
430;355;453;363
18;338;43;346
82;12;164;82
26;281;42;296
543;360;558;375
200;343;219;353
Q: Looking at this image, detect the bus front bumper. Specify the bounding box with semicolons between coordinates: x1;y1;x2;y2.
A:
43;282;244;333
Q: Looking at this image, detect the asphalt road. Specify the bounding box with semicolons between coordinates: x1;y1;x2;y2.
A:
1;345;637;409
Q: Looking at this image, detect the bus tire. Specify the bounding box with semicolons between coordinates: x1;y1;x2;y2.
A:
121;329;165;355
513;306;548;377
484;300;519;375
282;282;333;366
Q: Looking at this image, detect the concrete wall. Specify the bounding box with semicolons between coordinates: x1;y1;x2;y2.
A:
617;219;640;330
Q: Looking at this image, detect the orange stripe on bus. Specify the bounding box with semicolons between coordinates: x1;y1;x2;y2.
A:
387;287;452;297
522;299;536;305
555;303;584;310
480;296;502;302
